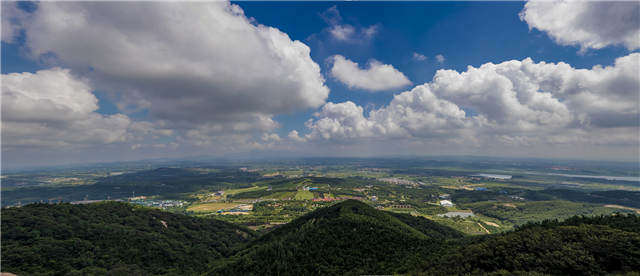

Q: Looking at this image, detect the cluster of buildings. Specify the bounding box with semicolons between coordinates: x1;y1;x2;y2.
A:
509;195;526;201
439;200;454;207
210;191;225;197
438;193;454;207
129;198;185;209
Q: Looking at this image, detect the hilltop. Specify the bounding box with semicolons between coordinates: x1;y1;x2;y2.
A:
211;199;463;275
213;200;640;275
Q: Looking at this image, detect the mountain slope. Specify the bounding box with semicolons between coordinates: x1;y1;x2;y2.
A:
1;202;257;275
414;214;640;275
4;200;637;276
211;199;462;275
387;211;465;240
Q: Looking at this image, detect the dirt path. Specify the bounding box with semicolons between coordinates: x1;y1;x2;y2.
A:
604;204;640;214
483;221;500;227
477;222;490;234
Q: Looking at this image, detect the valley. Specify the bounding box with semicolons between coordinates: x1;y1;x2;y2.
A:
3;158;639;235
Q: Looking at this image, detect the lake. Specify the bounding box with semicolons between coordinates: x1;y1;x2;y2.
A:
438;212;475;218
472;173;512;180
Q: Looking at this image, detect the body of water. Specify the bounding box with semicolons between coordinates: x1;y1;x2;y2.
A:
472;173;512;180
438;212;475;218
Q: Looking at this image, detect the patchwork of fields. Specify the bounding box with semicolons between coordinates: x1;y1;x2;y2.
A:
3;159;638;235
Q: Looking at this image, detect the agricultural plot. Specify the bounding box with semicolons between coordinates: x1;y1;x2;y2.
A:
263;191;297;200
294;190;314;200
224;186;267;196
5;158;639;238
188;202;241;213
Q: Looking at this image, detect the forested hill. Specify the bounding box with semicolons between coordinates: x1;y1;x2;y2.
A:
1;202;257;275
211;200;463;275
415;214;640;275
2;200;639;276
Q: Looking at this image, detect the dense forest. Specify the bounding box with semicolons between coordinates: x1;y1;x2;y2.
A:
213;200;640;275
416;216;640;275
1;202;256;275
211;200;463;275
2;200;639;275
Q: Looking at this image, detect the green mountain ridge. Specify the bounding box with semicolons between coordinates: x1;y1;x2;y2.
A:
418;223;640;275
2;200;639;275
211;199;462;275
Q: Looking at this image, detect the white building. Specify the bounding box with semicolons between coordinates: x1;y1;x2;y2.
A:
440;200;453;207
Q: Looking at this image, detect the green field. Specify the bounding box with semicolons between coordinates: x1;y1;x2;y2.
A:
224;186;267;196
294;190;314;200
4;158;639;237
263;191;297;200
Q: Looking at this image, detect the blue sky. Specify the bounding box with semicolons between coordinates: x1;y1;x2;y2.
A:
234;1;632;137
2;1;639;168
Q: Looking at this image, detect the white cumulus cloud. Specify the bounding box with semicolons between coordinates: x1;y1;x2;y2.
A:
520;0;640;51
5;1;329;133
329;55;412;92
302;54;640;156
303;87;469;141
413;52;427;62
320;5;380;43
1;68;132;148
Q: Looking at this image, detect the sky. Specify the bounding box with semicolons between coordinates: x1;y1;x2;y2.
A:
1;1;639;169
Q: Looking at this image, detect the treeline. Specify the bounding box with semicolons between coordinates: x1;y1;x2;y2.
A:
463;200;629;225
528;189;640;208
451;188;640;209
518;213;640;233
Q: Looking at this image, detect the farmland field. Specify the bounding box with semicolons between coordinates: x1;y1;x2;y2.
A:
3;157;639;236
188;202;240;212
224;186;267;196
294;190;314;200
